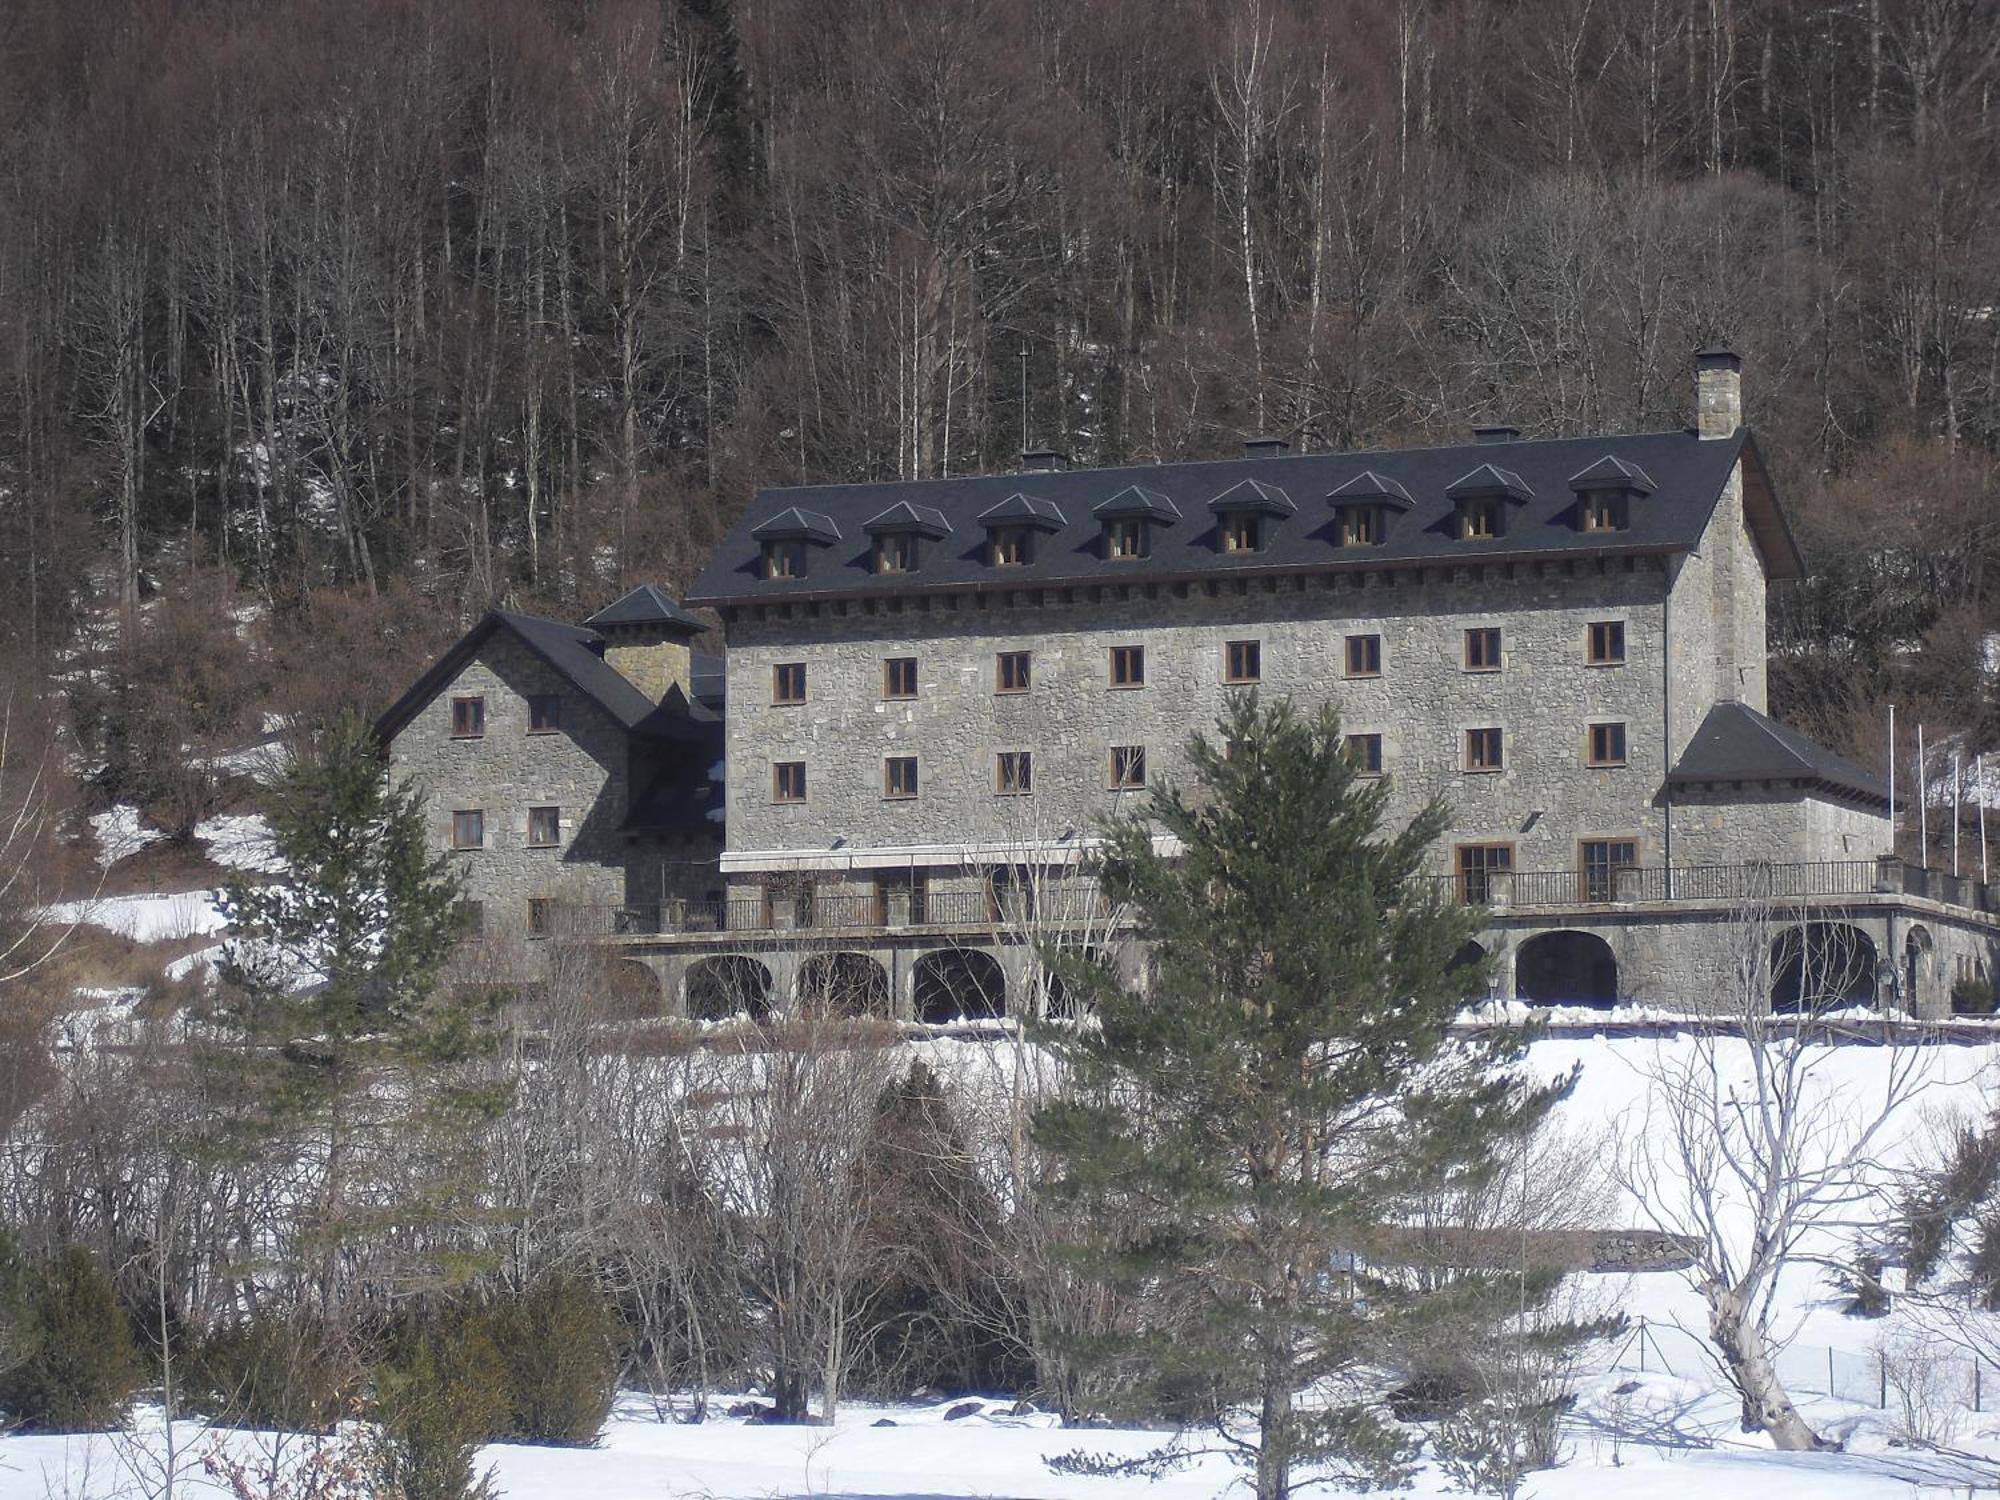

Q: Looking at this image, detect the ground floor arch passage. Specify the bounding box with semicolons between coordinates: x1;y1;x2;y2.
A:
913;948;1007;1024
795;951;890;1017
684;954;773;1022
1770;923;1878;1013
1515;930;1619;1007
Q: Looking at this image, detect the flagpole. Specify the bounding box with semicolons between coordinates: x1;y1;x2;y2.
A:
1954;751;1962;877
1919;723;1928;866
1888;704;1898;858
1981;753;1989;885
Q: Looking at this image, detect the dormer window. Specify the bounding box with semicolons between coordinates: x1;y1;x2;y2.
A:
1325;471;1412;550
977;493;1066;571
992;525;1031;566
1567;455;1654;536
751;506;841;583
1105;516;1147;560
862;500;949;577
1220;512;1262;552
1443;463;1532;544
1206;478;1293;556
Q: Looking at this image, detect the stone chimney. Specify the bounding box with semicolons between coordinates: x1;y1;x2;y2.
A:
584;586;704;705
1696;347;1742;439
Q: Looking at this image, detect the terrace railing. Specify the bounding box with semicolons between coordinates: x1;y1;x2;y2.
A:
581;882;1114;937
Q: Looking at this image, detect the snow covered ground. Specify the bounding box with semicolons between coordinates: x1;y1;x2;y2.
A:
41;890;227;944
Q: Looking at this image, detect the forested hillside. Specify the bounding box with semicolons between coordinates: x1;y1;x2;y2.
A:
0;0;1995;814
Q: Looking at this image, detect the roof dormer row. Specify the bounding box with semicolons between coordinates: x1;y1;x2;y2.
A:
749;454;1660;580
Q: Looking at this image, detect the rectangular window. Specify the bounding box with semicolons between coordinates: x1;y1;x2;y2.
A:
1338;505;1377;547
450;696;485;739
875;532;916;573
1463;627;1501;672
1109;745;1147;789
772;662;806;705
460;900;485;937
1581;839;1639;902
1110;645;1146;687
1105;517;1146;559
451;809;484;850
1343;634;1382;678
1582;493;1627;532
1225;640;1262;684
1588;620;1626;665
991;526;1030;566
527;806;560;848
884;756;919;799
773;762;807;803
1220;512;1262;552
1587;721;1628;767
527;897;553;936
1459;498;1503;540
1345;733;1383;775
997;650;1031;694
997;750;1033;795
883;657;919;699
1464;727;1504;772
874;870;927;925
763;539;805;580
527;694;562;733
1456;843;1514;904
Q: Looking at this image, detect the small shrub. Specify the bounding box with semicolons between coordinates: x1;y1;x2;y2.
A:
490;1275;617;1445
0;1246;142;1430
370;1309;507;1500
1878;1329;1966;1448
188;1314;358;1431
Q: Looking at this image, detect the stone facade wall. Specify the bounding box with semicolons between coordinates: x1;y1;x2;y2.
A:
1669;784;1890;868
388;634;631;925
725;556;1691;883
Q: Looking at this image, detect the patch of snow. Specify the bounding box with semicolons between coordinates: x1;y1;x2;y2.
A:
163;945;220;982
41;891;227;944
196;812;283;874
88;805;162;867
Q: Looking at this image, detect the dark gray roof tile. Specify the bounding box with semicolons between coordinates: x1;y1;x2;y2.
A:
1668;701;1890;806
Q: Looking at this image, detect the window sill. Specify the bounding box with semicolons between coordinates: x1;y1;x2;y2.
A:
1462;767;1504;776
1463;666;1502;675
1108;683;1146;691
1585;660;1628;668
449;734;484;742
881;694;918;703
1224;677;1261;687
1343;672;1381;681
1585;761;1628;770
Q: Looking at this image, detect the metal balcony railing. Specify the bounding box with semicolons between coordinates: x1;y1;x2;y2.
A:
1429;856;1999;913
576;883;1114;937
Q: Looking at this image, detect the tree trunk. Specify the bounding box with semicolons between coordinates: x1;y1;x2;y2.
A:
1256;1336;1293;1500
1705;1282;1830;1451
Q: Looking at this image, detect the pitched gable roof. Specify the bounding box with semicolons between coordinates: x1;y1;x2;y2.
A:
1568;454;1657;494
583;584;705;634
977;492;1067;529
1092;485;1181;522
1668;701;1891;807
1444;462;1534;502
1207;477;1297;515
862;500;952;538
1326;470;1415;510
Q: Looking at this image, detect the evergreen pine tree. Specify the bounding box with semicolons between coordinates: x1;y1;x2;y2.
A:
1034;692;1578;1499
213;708;502;1321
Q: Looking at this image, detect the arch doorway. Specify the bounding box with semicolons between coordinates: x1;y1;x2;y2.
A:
795;952;890;1017
913;949;1007;1024
684;955;773;1022
1770;924;1877;1014
1515;930;1618;1007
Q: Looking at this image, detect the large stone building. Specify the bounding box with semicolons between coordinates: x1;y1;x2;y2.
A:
381;357;2000;1020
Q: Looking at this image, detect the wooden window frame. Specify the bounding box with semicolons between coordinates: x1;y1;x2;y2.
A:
527;897;554;937
997;650;1031;694
451;808;485;850
1110;645;1146;688
1455;842;1515;904
1464;726;1504;773
1586;721;1628;767
527;805;560;848
450;696;485;739
1463;627;1502;673
996;750;1033;795
1458;497;1504;540
1225;639;1261;684
1587;620;1626;666
772;761;807;804
1581;493;1628;532
1579;837;1640;902
1220;512;1263;553
772;662;807;705
1345;733;1383;776
874;532;917;574
526;694;562;734
1337;505;1378;547
990;526;1030;567
763;539;806;580
1104;517;1146;560
882;657;919;700
1343;634;1382;678
1108;745;1147;789
883;755;919;800
461;900;485;938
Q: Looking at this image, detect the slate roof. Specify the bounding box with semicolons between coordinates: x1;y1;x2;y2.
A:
688;428;1793;606
375;609;710;745
1668;702;1891;807
582;584;706;635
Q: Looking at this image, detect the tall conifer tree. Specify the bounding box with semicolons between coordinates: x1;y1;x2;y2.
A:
1036;693;1577;1499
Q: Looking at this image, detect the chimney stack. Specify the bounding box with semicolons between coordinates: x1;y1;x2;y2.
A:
1242;436;1290;458
1695;348;1742;440
1021;447;1070;472
1472;425;1520;445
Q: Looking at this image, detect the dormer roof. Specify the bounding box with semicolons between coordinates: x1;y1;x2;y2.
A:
1206;478;1297;516
862;500;951;539
751;507;841;544
1325;470;1415;511
1092;485;1181;523
1443;463;1534;503
977;493;1067;531
1568;455;1657;495
582;584;705;635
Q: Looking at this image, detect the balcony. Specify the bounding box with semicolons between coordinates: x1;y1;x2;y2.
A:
1432;857;2000;916
581;884;1115;938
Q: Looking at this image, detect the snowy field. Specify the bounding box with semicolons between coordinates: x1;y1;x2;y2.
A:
4;1031;2000;1497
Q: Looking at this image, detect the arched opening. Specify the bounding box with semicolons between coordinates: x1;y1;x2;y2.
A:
1447;939;1491;998
1034;946;1106;1021
1904;926;1933;1013
606;958;663;1019
1770;924;1877;1014
1515;930;1618;1007
795;952;890;1017
913;948;1007;1024
684;955;773;1022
